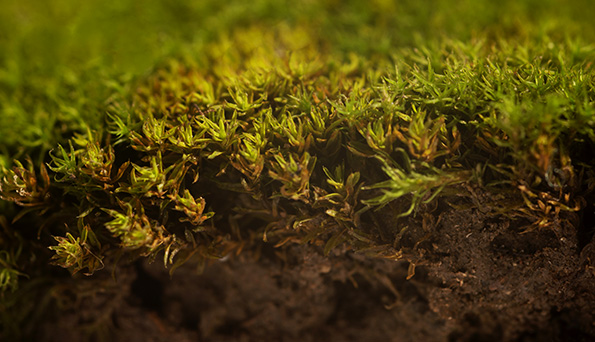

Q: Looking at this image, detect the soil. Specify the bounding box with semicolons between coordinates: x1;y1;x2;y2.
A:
34;199;595;342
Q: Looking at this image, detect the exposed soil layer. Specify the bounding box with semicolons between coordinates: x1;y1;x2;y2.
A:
36;204;595;342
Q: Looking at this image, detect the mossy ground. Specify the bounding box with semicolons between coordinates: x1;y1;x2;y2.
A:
1;1;595;341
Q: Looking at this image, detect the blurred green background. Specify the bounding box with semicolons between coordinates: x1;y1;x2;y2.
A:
1;0;595;169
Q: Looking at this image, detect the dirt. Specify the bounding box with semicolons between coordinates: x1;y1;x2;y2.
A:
35;200;595;342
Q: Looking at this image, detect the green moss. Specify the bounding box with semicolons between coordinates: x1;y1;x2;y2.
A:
1;0;595;339
2;30;594;287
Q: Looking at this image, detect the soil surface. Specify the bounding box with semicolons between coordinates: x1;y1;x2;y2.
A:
36;203;595;342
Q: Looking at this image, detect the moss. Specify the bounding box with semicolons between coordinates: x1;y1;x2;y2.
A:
1;0;595;339
2;29;594;285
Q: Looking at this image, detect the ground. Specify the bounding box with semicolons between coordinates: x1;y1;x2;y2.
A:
36;197;595;342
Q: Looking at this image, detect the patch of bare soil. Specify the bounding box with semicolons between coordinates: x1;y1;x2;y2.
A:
36;203;595;342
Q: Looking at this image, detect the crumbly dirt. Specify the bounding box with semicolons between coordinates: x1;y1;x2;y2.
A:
35;201;595;342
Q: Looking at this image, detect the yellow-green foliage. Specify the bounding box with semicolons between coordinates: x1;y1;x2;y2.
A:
1;28;594;298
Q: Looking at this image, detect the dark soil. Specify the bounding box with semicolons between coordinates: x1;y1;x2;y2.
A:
35;203;595;342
